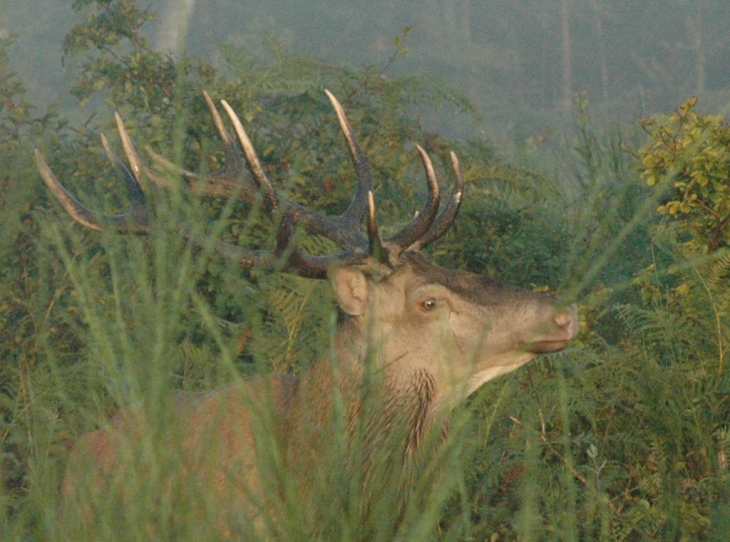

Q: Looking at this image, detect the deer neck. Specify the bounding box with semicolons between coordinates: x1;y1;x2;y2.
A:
291;314;444;454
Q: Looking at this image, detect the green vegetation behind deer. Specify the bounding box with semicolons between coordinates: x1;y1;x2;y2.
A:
1;2;729;540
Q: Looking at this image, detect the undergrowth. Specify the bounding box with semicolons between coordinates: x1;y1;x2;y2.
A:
2;1;730;540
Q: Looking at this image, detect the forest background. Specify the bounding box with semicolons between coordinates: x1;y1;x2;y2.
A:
6;0;730;136
2;0;730;540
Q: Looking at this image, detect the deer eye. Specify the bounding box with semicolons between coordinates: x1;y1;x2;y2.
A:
422;299;437;311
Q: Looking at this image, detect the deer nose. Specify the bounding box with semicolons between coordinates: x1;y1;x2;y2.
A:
553;304;579;336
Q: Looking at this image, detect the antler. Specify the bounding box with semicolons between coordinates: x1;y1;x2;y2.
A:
36;91;465;279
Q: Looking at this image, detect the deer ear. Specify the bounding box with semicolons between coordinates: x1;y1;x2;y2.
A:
330;267;369;316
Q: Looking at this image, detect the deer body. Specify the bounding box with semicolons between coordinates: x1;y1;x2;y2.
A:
38;91;577;534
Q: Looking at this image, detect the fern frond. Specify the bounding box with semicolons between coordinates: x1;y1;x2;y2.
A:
701;249;730;288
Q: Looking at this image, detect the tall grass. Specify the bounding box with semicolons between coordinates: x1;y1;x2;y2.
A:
1;150;481;540
2;50;730;541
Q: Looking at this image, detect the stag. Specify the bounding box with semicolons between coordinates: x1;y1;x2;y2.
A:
37;91;578;535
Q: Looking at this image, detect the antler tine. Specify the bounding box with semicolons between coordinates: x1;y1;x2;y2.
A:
100;133;146;210
146;91;247;198
366;191;384;262
145;148;189;189
36;150;101;231
203;91;237;158
114;113;146;188
410;151;465;251
35;143;150;234
385;145;441;253
324;90;371;229
220;99;280;214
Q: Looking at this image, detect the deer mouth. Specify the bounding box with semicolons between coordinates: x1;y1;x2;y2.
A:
525;339;572;354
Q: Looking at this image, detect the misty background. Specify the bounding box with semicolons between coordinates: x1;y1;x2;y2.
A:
3;0;729;139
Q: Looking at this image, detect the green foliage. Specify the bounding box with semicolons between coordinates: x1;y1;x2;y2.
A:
0;39;33;139
4;0;730;539
0;36;83;529
639;97;730;252
63;0;216;119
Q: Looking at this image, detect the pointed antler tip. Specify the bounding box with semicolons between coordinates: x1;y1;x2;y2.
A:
324;89;344;112
450;152;463;178
113;112;129;140
324;89;338;104
366;190;386;262
34;148;50;172
415;145;434;173
367;191;378;234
